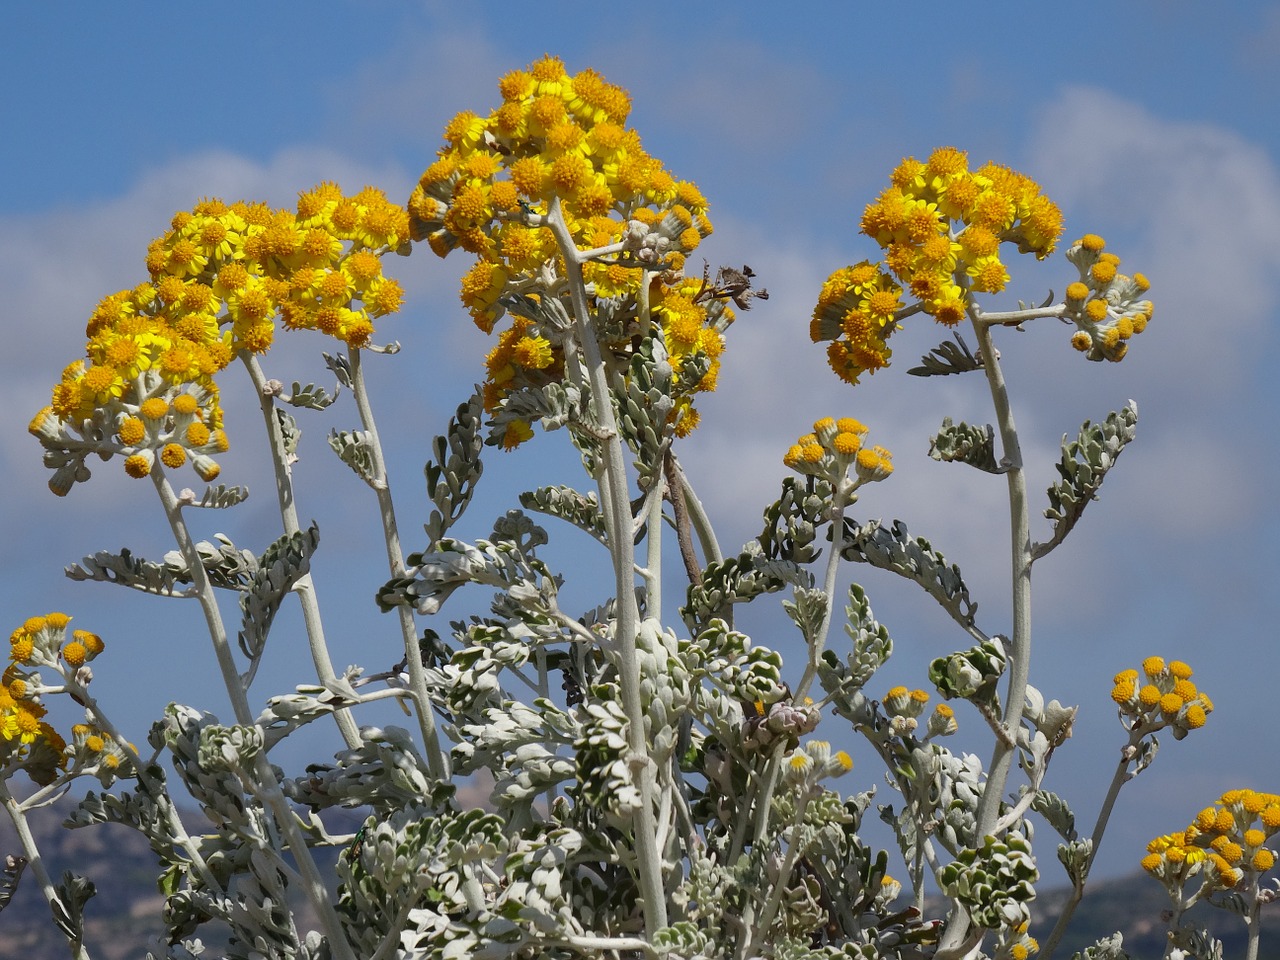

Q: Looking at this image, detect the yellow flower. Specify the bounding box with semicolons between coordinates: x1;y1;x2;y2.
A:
405;59;725;447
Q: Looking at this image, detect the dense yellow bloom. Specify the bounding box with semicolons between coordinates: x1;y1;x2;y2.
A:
814;147;1067;384
408;56;727;447
2;613;110;786
34;185;410;493
1146;789;1280;904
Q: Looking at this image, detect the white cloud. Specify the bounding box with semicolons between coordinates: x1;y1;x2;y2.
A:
1027;86;1280;540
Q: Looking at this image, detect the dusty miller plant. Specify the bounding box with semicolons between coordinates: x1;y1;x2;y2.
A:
7;55;1277;960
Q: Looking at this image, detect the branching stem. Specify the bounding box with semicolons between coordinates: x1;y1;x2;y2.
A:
241;353;360;750
151;468;358;960
348;347;450;782
546;197;668;936
0;782;92;960
1041;727;1150;960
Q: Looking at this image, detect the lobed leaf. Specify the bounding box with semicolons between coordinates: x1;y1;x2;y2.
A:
164;533;260;591
192;484;250;509
840;518;978;628
1032;789;1078;840
328;428;377;485
282;380;339;410
519;484;606;544
275;407;302;460
51;871;95;945
682;546;812;634
928;417;1001;473
907;333;984;377
0;856;26;913
65;546;189;596
238;523;321;664
1035;402;1138;560
423;390;486;544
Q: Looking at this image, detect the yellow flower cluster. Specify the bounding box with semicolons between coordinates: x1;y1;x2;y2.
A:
809;261;904;385
812;146;1064;385
3;613;106;785
68;721;133;781
31;187;409;492
1110;656;1212;739
407;55;726;448
783;415;893;487
1141;789;1280;892
1064;234;1152;362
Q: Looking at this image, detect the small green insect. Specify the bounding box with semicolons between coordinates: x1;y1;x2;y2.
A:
347;822;369;862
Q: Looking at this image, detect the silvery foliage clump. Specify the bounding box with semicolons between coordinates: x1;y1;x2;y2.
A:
6;161;1180;960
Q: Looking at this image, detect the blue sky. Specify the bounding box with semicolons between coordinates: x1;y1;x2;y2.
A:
2;1;1278;885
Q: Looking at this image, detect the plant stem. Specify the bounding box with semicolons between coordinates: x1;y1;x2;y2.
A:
153;471;255;727
546;197;668;936
241;353;360;750
740;476;855;879
747;790;814;953
662;451;700;591
1;782;92;960
58;675;220;892
673;456;722;567
972;304;1067;326
646;463;666;615
152;469;358;960
1245;880;1262;960
939;310;1034;955
1041;729;1145;960
347;347;451;783
794;496;849;702
970;314;1032;842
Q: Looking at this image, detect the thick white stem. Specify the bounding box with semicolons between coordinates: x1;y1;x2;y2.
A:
546;198;668;936
348;347;451;782
241;353;360;749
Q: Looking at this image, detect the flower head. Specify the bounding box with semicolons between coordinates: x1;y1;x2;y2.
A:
35;186;410;494
2;613;109;786
1063;235;1151;362
814;148;1068;384
1144;789;1280;904
783;415;891;500
1112;655;1212;739
408;57;728;448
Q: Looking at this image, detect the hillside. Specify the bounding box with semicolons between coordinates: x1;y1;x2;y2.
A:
4;806;1278;958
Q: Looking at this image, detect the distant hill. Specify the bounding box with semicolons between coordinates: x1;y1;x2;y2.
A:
1032;875;1280;959
4;804;1278;958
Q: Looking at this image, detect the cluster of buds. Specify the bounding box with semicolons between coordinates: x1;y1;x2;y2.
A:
408;56;728;447
31;187;410;492
782;416;893;501
930;638;1007;708
883;685;959;740
1064;234;1152;362
783;738;854;788
939;831;1039;930
742;695;820;751
1141;789;1280;893
1110;656;1212;739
